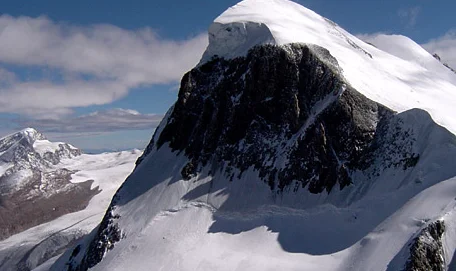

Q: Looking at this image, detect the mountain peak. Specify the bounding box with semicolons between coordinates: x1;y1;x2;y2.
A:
0;128;80;166
200;0;456;136
201;0;324;63
19;127;47;143
0;128;45;152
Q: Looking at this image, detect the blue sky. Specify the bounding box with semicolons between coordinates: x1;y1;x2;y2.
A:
0;0;455;152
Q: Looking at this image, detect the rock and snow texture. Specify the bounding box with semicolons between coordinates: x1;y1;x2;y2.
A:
202;0;456;136
0;128;88;240
53;0;456;271
0;145;141;271
0;128;142;271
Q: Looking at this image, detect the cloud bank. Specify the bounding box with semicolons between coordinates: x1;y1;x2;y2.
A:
21;108;164;133
0;15;208;118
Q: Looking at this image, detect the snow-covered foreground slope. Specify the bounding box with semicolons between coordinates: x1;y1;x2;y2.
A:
0;150;141;271
53;1;456;270
58;175;456;271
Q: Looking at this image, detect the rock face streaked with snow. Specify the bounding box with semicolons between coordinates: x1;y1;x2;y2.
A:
0;128;88;241
54;0;456;271
0;128;141;271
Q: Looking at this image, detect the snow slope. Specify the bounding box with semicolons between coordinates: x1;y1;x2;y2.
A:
52;1;456;270
0;150;141;271
359;33;456;84
202;0;456;135
58;175;456;271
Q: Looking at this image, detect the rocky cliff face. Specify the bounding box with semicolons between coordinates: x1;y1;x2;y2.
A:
63;43;430;270
405;220;446;271
153;43;418;193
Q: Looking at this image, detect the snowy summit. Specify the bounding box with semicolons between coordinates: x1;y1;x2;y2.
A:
203;0;456;135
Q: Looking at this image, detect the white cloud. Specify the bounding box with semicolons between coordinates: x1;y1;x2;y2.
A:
20;108;164;133
0;79;129;118
422;30;456;70
355;32;388;45
0;15;208;118
397;6;421;28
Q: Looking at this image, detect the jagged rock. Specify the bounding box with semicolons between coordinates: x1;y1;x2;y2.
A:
156;43;417;194
405;220;446;271
432;53;442;61
432;53;456;74
64;193;125;271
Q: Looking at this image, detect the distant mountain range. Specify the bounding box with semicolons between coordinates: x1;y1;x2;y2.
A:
0;128;141;271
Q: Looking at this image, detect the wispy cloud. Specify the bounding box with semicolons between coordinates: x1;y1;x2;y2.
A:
397;6;421;28
422;29;456;70
355;32;389;44
0;15;208;118
19;108;164;133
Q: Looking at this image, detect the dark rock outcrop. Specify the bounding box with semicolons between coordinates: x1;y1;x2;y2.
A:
156;43;417;193
64;204;121;271
405;220;446;271
433;53;456;74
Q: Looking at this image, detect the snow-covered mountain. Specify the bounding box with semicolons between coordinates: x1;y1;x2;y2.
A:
0;128;141;271
53;0;456;271
0;128;85;240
